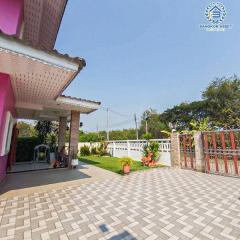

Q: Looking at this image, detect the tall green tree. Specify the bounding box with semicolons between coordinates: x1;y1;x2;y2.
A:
17;121;37;137
139;109;169;138
203;76;240;129
160;101;207;131
35;121;54;143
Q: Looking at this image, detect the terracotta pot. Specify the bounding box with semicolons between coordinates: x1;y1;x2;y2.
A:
123;164;130;174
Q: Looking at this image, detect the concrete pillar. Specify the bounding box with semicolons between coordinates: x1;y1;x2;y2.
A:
69;111;80;166
194;131;205;172
58;117;67;152
170;132;181;167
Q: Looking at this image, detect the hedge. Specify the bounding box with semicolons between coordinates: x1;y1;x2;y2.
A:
16;137;42;163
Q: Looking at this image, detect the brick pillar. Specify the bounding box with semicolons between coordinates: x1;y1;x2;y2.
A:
194;131;205;172
170;132;181;167
58;117;67;152
69;111;80;167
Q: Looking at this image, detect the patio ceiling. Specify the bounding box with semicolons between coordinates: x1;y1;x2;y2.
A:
23;0;67;50
16;96;101;121
0;32;100;120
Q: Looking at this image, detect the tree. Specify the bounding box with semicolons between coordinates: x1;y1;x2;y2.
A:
79;131;104;142
35;121;54;143
203;76;240;129
160;101;207;131
139;109;169;139
17;121;37;137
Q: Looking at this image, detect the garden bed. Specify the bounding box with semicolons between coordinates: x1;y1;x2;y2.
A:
79;156;164;174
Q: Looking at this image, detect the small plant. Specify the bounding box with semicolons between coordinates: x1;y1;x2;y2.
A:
97;141;109;156
141;141;159;166
38;152;46;160
80;145;90;156
149;141;159;161
120;157;133;167
120;157;133;174
91;146;98;155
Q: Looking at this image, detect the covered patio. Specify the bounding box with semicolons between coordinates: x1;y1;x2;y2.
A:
0;31;100;174
0;161;118;199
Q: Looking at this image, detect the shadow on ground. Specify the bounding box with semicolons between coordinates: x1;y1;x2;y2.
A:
99;224;136;240
0;166;91;195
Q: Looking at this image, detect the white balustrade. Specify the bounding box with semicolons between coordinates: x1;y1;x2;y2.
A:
107;139;171;166
77;139;171;166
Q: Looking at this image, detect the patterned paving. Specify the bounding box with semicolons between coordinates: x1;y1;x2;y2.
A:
0;168;240;240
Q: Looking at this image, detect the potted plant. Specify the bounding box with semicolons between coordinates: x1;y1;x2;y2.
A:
141;141;160;167
120;157;133;174
38;151;46;161
71;150;79;168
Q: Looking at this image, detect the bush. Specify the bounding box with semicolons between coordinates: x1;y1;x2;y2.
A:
97;141;109;156
80;145;90;156
120;157;133;167
16;137;42;163
91;146;98;155
142;141;160;161
149;141;160;161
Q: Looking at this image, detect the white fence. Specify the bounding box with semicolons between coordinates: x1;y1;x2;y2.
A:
77;139;171;166
107;139;171;166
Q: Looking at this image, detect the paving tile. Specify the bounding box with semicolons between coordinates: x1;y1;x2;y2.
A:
0;168;240;239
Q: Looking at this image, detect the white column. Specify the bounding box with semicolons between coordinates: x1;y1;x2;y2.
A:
194;131;205;172
127;141;130;157
113;141;116;157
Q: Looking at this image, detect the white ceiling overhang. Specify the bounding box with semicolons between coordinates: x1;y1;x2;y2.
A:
16;96;101;121
0;33;99;120
23;0;68;50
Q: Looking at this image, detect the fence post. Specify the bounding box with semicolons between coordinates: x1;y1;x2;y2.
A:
170;132;180;167
194;131;205;172
127;141;130;157
113;141;116;157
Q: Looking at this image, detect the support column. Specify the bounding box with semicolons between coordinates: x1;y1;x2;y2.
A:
58;117;67;152
170;132;181;167
194;131;205;172
69;111;80;167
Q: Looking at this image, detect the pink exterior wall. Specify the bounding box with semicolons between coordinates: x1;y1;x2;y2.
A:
0;73;16;183
0;0;24;36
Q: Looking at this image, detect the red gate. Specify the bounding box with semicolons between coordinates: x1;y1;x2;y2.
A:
203;130;240;176
179;134;196;170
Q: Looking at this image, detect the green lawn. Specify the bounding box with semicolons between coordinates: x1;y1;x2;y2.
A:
79;155;164;174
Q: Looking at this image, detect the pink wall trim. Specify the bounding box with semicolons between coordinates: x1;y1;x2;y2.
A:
0;0;24;36
0;73;16;183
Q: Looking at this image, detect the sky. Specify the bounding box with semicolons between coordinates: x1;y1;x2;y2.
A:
55;0;240;132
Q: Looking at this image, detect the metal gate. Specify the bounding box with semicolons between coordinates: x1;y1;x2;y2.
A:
179;134;196;170
203;130;240;176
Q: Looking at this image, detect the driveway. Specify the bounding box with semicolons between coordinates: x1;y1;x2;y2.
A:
0;168;240;240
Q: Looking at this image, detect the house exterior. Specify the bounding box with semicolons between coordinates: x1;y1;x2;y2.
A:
0;0;100;182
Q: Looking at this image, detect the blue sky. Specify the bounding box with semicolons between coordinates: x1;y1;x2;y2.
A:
56;0;240;132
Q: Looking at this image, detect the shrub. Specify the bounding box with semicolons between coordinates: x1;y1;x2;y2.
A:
149;141;160;161
120;157;133;167
16;137;42;163
91;146;98;155
142;141;160;161
97;141;109;156
80;145;90;156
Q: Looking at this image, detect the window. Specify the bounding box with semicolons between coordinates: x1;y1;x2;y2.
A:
1;111;15;156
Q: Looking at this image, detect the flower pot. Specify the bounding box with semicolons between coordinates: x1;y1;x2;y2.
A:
71;159;79;167
123;164;130;174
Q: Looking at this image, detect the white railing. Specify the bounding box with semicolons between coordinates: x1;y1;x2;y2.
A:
107;139;171;166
